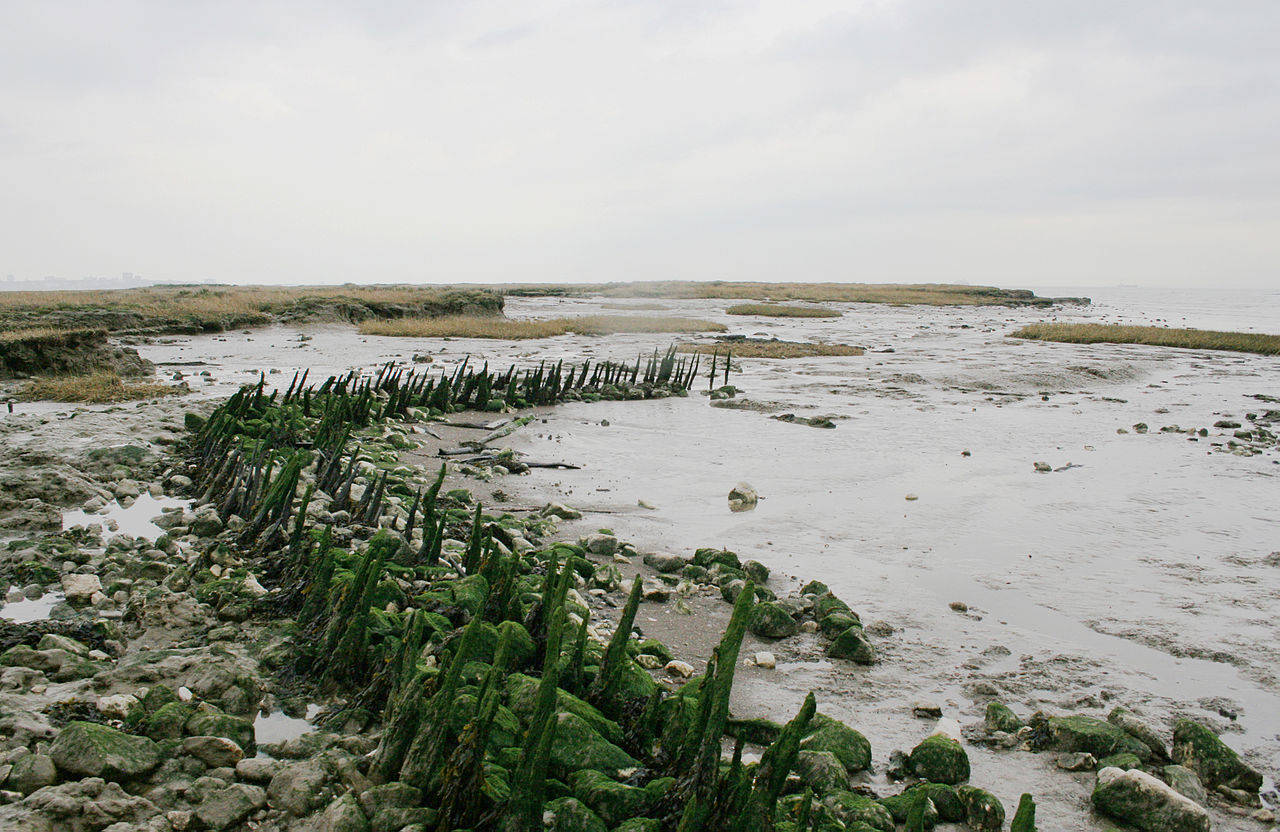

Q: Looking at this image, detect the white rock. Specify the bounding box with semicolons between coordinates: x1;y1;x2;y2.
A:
242;574;267;597
1092;767;1210;832
96;694;138;719
753;652;777;670
664;660;695;678
61;574;102;603
727;483;758;512
177;685;194;702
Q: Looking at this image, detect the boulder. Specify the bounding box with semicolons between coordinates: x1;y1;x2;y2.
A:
956;786;1004;832
1045;715;1152;761
182;736;244;768
642;552;688;574
186;709;255;754
801;714;872;774
194;783;266;831
907;734;969;785
824;790;895;832
318;793;369;832
569;770;671;827
1162;765;1208;806
7;752;56;795
50;721;161;780
748;602;799;639
549;712;638;774
267;759;330;816
584;533;618;556
984;702;1023;734
1092;766;1210;832
62;573;102;603
827;625;876;664
1170;718;1263;793
544;796;608;832
1108;706;1169;761
795;750;850;793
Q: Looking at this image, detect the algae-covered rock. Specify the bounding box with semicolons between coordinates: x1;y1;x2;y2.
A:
195;782;267;831
824;790;894;832
145;701;193;739
505;674;624;745
795;750;850;793
881;783;964;823
1097;752;1142;771
813;592;853;621
1170;718;1262;793
1010;793;1036;832
6;751;56;795
955;785;1004;832
749;601;800;639
801;713;872;773
544;796;608;832
318;792;369;832
549;712;638;774
50;720;161;780
1092;766;1210;832
1161;764;1208;806
1046;715;1151;761
984;702;1023;734
614;819;660;832
907;734;969;785
498;620;537;668
818;611;860;639
187;708;255;753
568;770;671;827
904;794;938;832
1108;706;1169;761
827;625;876;664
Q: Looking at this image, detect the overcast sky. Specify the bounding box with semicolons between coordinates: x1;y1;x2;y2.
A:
2;1;1277;289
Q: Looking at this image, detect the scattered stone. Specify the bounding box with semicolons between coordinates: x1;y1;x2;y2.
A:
584;533;618;556
1056;752;1097;771
195;782;267;831
1033;461;1051;472
912;703;943;719
540;503;582;520
663;660;694;679
747;601;799;639
1092;766;1210;832
727;483;758;512
61;573;101;603
984;702;1023;734
752;652;776;670
1162;764;1208;806
956;785;1004;832
6;752;56;795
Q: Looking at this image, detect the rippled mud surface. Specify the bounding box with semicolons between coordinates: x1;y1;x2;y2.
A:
7;285;1276;829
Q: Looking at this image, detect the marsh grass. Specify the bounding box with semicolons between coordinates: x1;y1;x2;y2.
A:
677;341;864;358
504;280;1058;306
19;371;187;403
0;327;100;345
0;285;502;335
1010;323;1280;356
359;314;726;339
725;303;841;318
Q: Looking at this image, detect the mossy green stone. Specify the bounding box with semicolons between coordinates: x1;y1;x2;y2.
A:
908;734;970;785
748;601;800;639
50;721;161;780
795;750;850;793
613;820;660;832
543;796;608;832
1098;752;1142;770
1047;715;1151;762
146;702;194;740
823;791;894;832
504;674;623;745
801;713;872;773
881;783;964;823
568;770;669;827
818;611;860;639
1170;719;1262;792
827;626;876;664
813;593;853;621
984;702;1022;734
186;710;255;754
549;712;638;774
956;786;1004;832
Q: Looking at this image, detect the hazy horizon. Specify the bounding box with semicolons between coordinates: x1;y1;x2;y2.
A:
3;2;1277;290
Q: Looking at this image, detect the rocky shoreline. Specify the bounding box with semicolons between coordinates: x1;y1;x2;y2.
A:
0;352;1274;832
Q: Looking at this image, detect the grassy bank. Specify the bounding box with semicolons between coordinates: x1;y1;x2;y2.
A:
360;314;726;339
1010;323;1280;356
503;280;1083;307
725;303;841;318
0;284;504;335
19;371;186;403
679;340;864;358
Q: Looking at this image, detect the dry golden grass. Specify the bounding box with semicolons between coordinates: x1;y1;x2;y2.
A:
1010;323;1280;356
0;284;502;334
19;372;187;403
677;341;864;358
360;314;726;339
725;303;841;318
0;327;98;345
